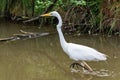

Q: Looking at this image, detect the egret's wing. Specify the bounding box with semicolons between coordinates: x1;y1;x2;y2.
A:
67;43;107;61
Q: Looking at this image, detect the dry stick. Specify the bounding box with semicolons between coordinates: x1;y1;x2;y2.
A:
19;30;33;34
23;15;41;23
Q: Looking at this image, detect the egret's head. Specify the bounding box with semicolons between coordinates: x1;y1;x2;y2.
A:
41;11;62;28
41;11;59;17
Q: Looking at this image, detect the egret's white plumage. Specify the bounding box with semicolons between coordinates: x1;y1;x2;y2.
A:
67;43;106;61
41;11;107;71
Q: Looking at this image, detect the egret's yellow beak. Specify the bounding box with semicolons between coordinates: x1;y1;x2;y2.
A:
41;13;51;17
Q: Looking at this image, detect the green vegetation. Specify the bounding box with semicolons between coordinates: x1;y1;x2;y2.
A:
0;0;120;35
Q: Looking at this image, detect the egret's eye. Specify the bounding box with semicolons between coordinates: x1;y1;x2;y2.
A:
50;13;53;16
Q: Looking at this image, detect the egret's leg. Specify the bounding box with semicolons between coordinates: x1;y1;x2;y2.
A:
70;62;93;72
81;61;93;72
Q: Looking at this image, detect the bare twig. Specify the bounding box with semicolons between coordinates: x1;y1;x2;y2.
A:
23;15;41;23
0;30;49;42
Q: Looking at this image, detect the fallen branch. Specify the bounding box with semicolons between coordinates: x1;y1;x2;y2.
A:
23;15;41;23
0;30;49;42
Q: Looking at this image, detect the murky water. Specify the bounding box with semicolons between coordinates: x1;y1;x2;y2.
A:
0;22;120;80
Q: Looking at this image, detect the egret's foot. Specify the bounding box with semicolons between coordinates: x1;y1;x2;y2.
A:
70;62;93;72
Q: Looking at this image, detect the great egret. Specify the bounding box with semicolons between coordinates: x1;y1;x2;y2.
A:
41;11;107;72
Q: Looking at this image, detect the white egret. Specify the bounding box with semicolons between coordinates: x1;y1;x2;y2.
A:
41;11;107;72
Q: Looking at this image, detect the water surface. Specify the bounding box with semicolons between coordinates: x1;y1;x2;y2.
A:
0;22;120;80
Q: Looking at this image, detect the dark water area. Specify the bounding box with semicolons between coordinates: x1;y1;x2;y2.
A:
0;21;120;80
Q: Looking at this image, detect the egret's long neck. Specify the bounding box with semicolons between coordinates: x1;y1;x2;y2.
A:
56;15;67;51
57;26;67;45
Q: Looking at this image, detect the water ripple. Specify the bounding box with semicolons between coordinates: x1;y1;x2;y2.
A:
83;69;113;77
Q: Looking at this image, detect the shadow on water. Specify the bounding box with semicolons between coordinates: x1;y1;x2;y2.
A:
0;22;120;80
